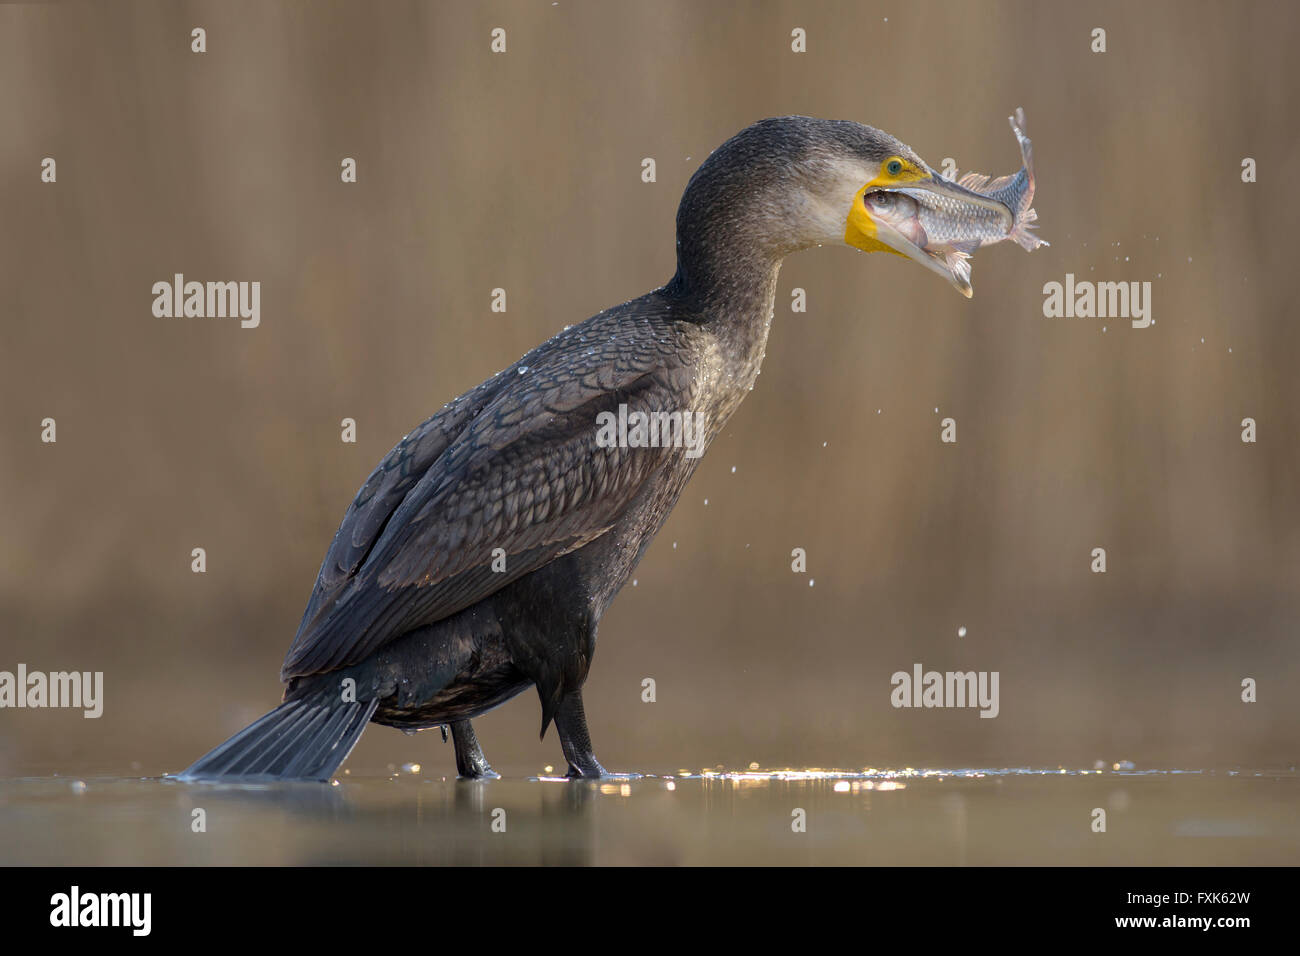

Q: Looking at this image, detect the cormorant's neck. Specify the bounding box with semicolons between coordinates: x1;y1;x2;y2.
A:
662;137;808;382
664;252;782;324
665;251;781;368
663;246;782;420
663;186;786;357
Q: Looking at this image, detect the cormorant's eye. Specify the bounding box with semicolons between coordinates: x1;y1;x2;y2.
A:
886;159;904;176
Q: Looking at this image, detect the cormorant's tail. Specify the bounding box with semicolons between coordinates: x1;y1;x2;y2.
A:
176;697;378;782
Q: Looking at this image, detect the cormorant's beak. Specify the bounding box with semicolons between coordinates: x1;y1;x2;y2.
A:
853;172;1014;299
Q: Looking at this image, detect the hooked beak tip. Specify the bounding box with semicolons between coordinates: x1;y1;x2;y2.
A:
947;267;974;298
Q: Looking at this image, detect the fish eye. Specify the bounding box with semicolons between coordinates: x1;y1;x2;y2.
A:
886;159;904;176
866;191;893;208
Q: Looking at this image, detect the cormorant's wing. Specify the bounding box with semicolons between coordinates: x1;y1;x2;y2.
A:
280;317;698;680
291;379;495;633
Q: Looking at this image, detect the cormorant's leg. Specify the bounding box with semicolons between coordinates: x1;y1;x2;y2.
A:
450;720;499;779
554;690;608;778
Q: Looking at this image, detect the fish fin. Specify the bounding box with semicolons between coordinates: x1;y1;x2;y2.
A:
959;168;1018;194
949;239;981;256
941;248;973;286
981;173;1020;193
1009;216;1049;252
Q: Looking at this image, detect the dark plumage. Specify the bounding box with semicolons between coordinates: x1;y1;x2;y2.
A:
179;116;926;781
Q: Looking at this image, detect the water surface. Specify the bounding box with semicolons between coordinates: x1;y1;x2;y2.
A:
3;768;1295;865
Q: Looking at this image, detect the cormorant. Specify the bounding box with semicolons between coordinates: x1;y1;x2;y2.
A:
179;115;1013;781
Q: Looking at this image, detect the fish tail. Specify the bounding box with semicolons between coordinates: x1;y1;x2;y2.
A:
1006;108;1047;250
1008;107;1036;199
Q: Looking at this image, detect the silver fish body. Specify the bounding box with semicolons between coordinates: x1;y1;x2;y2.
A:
892;186;1017;248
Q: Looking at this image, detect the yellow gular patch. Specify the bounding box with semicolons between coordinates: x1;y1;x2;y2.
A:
845;184;898;256
843;156;930;256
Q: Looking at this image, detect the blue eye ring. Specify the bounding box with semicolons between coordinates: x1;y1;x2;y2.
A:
886;159;904;176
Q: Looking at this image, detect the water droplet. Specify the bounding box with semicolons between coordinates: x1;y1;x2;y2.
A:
957;626;967;638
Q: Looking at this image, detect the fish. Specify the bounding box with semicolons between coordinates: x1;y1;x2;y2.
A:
865;107;1048;296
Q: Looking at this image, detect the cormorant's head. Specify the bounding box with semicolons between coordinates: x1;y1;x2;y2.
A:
675;116;1010;297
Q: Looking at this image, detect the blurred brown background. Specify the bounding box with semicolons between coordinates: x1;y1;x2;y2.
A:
1;0;1297;778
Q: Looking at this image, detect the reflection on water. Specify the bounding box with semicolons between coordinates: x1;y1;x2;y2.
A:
1;768;1295;865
